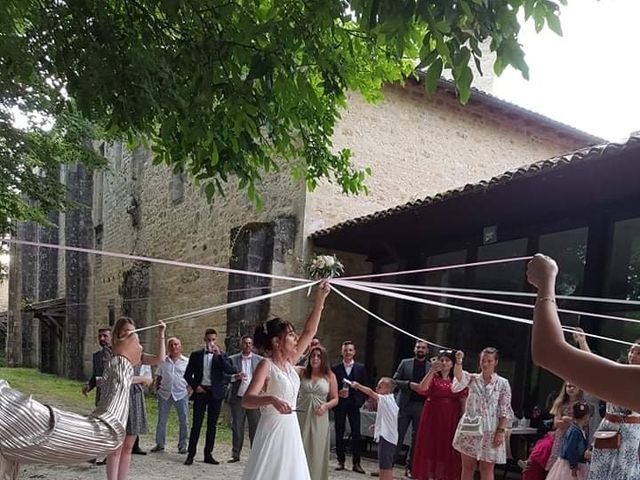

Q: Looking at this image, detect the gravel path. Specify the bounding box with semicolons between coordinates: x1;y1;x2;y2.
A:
18;434;406;480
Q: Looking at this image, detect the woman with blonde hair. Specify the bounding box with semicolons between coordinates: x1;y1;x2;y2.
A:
296;345;339;480
106;317;166;480
545;382;584;470
452;347;513;480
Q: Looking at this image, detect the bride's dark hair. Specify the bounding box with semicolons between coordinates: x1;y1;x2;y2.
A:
253;317;296;353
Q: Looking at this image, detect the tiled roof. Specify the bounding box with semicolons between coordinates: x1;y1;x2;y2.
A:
430;76;604;145
310;133;640;240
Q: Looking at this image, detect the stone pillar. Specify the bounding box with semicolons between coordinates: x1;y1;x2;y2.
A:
225;223;275;354
16;222;39;367
121;261;151;346
64;161;93;379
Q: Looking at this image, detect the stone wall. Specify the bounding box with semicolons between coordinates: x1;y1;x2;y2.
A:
86;142;307;372
304;82;589;235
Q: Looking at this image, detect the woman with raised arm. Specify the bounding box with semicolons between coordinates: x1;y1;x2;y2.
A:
106;317;166;480
451;348;513;480
240;281;331;480
528;253;640;412
410;349;468;480
0;324;150;480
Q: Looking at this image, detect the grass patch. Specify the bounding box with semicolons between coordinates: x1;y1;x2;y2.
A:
0;367;231;447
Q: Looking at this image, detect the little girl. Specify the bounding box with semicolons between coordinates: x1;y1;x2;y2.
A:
546;401;591;480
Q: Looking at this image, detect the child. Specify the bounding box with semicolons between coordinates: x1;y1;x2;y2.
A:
350;378;398;480
546;401;591;480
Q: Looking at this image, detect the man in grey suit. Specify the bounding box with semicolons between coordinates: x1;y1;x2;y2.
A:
225;335;262;463
392;340;430;478
82;327;113;405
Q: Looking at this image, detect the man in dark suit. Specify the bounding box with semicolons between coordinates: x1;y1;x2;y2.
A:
332;340;367;474
225;335;262;463
82;327;112;405
183;328;236;466
393;340;430;478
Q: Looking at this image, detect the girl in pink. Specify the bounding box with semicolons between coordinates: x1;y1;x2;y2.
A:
545;401;591;480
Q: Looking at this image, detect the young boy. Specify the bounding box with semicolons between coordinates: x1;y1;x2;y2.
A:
351;377;399;480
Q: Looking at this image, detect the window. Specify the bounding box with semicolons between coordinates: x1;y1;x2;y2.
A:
600;217;640;360
538;227;588;296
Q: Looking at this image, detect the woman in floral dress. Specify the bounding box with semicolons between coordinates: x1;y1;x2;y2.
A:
452;348;513;480
588;340;640;480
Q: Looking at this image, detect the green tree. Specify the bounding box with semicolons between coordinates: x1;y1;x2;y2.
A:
1;0;566;229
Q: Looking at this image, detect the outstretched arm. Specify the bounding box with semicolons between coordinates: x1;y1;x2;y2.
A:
350;381;379;401
293;281;330;360
141;321;167;366
528;254;640;412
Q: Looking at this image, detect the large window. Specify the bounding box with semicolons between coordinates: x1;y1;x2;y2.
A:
538;227;588;296
600;217;640;360
417;250;467;348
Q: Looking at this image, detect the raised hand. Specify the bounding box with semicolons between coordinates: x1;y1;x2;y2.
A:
526;254;559;290
455;350;464;365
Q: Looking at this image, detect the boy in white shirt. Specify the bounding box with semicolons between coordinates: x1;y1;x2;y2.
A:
351;377;399;480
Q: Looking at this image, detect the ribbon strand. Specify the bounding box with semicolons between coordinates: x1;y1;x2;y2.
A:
6;239;308;283
340;256;533;281
333;280;635;348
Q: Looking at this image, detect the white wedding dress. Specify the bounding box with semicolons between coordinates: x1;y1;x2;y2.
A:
241;359;311;480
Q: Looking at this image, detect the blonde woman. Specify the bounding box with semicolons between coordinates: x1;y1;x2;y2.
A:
106;317;166;480
452;348;513;480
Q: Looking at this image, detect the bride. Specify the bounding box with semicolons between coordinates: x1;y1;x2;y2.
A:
241;281;331;480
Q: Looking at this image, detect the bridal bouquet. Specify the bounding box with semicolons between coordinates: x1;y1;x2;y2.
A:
303;254;344;279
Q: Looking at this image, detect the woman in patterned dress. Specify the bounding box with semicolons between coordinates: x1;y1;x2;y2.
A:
452;348;513;480
587;340;640;480
107;317;166;480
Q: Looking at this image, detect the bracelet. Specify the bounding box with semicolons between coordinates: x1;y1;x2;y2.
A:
496;428;505;433
536;296;556;304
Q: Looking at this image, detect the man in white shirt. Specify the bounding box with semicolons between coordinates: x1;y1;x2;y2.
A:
225;335;263;463
150;337;190;454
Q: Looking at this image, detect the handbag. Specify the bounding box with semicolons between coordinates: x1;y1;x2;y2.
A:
458;413;484;436
593;431;621;449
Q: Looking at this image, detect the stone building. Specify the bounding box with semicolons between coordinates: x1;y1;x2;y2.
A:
5;77;600;384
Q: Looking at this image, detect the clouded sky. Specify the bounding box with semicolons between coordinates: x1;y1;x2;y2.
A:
492;0;640;141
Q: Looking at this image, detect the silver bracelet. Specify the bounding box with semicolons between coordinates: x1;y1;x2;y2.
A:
536;296;556;304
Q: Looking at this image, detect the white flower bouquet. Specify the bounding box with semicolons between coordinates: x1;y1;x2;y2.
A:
304;254;345;279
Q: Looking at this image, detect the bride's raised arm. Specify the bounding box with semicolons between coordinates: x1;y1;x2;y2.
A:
293;280;330;360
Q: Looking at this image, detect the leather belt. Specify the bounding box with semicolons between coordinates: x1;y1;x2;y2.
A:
605;413;640;424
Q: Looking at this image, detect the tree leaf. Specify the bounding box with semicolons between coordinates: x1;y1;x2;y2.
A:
425;58;443;93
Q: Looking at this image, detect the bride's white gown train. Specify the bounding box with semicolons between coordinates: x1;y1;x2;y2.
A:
241;359;311;480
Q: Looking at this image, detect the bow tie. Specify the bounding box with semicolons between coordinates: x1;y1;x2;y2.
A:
205;351;214;355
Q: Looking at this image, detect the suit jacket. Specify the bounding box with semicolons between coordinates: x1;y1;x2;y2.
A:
184;349;237;401
224;352;263;404
88;346;112;404
393;357;430;409
332;362;367;409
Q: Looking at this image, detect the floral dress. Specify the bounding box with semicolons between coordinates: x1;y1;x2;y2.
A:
452;372;513;464
587;404;640;480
